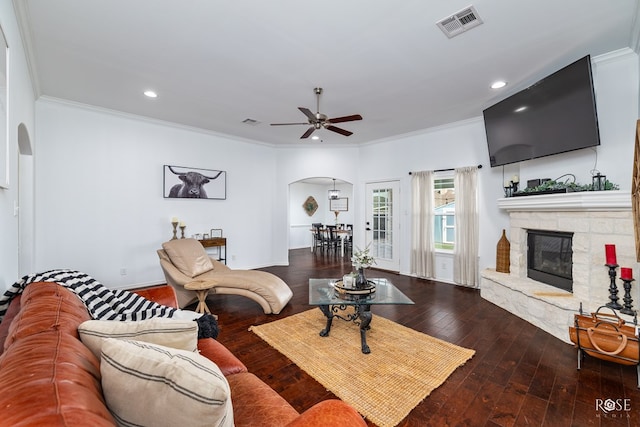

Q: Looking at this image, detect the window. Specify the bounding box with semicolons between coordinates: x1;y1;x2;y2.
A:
372;187;393;259
434;177;455;250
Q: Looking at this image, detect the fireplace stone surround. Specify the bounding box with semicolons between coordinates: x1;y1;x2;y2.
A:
480;191;638;344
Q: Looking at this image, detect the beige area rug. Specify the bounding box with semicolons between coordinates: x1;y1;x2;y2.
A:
249;308;475;427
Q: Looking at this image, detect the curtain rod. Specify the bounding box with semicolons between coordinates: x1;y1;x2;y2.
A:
409;164;482;175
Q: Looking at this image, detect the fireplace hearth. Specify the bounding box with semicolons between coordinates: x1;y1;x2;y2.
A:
481;191;636;344
527;230;573;292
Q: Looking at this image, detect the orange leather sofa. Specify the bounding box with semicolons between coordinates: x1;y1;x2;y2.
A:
0;282;366;427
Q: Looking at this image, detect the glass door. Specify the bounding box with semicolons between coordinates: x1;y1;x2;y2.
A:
365;181;400;271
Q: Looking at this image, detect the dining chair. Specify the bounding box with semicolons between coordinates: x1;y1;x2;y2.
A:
312;224;328;252
325;225;341;253
345;224;353;254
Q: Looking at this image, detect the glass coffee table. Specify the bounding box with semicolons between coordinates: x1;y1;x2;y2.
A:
308;278;414;354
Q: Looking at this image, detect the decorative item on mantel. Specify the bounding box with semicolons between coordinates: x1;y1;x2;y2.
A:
496;229;510;273
512;173;619;196
592;172;607;191
503;175;519;197
351;245;376;290
179;221;186;239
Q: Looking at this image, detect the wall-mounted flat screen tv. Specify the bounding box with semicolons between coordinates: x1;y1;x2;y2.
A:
483;55;600;167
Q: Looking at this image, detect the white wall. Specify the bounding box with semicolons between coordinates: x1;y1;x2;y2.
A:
25;48;640;291
357;49;639;280
275;145;360;263
516;49;638;191
35;99;280;288
0;0;36;292
358;117;498;278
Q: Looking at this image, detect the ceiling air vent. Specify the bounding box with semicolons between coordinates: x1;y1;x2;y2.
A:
437;5;483;38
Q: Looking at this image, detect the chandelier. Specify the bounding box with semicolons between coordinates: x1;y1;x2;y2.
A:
328;178;340;200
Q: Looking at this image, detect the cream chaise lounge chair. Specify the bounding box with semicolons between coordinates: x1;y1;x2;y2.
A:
157;238;293;314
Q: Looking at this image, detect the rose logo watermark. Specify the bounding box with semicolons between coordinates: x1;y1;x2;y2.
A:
595;398;631;419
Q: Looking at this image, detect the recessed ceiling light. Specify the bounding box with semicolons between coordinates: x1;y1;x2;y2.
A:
491;81;507;89
143;90;158;98
311;135;320;140
515;106;527;113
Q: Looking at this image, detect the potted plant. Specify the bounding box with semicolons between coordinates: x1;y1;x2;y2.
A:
351;245;376;289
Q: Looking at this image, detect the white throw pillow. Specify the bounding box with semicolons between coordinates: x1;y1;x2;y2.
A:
78;318;198;359
101;339;233;427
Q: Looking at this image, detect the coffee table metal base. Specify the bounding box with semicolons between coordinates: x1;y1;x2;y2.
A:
318;304;373;354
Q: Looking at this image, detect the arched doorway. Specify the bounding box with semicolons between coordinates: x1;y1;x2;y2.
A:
288;177;353;250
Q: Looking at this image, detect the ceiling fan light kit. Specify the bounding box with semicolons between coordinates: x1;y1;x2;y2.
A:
271;87;362;140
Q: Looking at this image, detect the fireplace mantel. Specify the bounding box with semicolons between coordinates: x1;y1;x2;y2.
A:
498;190;631;212
483;189;637;343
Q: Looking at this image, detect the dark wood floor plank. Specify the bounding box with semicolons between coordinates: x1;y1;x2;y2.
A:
514;394;547;426
199;248;640;427
488;381;528;427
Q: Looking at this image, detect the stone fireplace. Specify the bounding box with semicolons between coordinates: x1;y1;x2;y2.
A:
481;191;637;343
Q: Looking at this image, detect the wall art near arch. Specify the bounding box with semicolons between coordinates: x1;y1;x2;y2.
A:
303;196;318;216
163;165;226;200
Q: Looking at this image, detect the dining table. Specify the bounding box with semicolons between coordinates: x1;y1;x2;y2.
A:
310;226;351;256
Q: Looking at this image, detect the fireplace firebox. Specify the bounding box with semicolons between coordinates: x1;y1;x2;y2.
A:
527;230;573;292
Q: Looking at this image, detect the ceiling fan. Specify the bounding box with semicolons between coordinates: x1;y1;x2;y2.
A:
270;87;363;139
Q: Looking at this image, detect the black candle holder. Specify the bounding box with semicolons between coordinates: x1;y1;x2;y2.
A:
619;277;635;316
605;263;623;310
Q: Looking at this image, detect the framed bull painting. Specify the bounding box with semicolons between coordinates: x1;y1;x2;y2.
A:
163;165;227;200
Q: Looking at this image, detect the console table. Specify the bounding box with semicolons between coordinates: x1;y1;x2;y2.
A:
199;238;227;264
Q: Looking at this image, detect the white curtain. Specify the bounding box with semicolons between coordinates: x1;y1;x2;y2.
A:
410;171;435;278
453;166;479;287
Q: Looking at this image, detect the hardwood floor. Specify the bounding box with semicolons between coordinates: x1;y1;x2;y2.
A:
201;248;640;427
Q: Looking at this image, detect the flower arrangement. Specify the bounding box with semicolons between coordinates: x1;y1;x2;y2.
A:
351;245;376;270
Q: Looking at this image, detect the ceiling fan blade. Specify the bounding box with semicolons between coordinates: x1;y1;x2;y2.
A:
298;107;317;122
300;126;316;139
326;125;353;137
270;122;309;126
327;114;363;124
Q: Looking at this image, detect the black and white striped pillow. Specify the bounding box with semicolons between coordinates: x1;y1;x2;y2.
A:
101;339;233;427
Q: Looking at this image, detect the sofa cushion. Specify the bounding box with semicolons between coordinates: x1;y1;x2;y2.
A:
3;282;92;350
78;317;198;359
197;337;248;376
0;294;22;353
0;329;116;426
162;238;214;277
101;339;233;427
225;372;299;427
